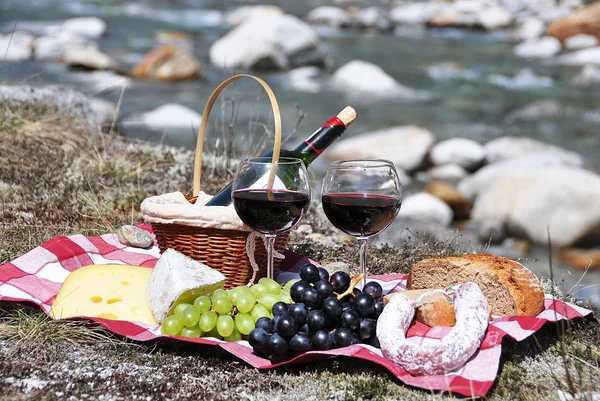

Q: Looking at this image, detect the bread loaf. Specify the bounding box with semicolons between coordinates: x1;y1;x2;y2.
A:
407;254;544;317
384;289;456;327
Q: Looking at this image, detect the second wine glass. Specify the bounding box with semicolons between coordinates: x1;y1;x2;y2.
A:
321;159;402;287
232;157;311;280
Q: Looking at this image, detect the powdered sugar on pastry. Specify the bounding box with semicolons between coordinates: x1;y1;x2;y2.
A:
376;282;489;375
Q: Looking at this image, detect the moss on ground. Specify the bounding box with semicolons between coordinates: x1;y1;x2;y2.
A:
0;98;599;400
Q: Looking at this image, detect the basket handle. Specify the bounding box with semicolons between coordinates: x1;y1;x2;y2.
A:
193;74;282;197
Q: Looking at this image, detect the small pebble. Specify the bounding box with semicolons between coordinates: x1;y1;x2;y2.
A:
117;225;153;248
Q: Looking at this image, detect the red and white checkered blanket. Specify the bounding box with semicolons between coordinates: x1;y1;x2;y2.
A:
0;230;593;398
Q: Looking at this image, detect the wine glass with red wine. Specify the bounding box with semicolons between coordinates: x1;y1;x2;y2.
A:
321;159;402;286
232;157;311;279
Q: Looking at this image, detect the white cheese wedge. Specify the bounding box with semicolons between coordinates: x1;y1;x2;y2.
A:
146;249;226;323
50;264;157;325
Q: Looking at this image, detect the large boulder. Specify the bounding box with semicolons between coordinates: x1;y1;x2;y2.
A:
471;167;600;247
558;47;600;65
397;192;454;227
513;36;562;59
61;17;106;39
331;60;424;99
133;45;203;81
226;5;283;27
209;14;325;70
457;153;584;199
0;31;34;61
326;125;435;172
63;43;117;70
305;6;352;28
429;138;485;170
548;1;600;42
484;136;585;165
34;32;87;61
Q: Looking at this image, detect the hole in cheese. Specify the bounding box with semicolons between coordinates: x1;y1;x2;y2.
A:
97;312;118;319
90;296;102;303
107;297;122;304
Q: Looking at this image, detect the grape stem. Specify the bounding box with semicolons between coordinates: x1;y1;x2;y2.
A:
336;274;364;300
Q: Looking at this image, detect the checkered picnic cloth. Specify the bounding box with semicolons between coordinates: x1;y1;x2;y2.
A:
0;229;593;398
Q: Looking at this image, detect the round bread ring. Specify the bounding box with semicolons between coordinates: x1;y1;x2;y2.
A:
376;282;489;375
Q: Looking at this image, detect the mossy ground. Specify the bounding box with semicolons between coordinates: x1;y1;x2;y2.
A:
0;100;598;400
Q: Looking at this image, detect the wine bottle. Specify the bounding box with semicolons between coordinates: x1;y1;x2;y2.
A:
206;106;358;206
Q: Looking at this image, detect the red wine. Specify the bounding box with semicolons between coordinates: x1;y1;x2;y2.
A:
233;189;310;234
206;107;357;206
322;194;401;238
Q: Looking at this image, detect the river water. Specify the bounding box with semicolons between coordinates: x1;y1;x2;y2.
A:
1;0;598;304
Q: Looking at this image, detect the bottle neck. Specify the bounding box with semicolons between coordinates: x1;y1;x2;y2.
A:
292;116;347;165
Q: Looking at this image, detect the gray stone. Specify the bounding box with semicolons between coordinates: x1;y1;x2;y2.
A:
34;32;88;61
514;36;561;59
126;103;202;136
508;99;564;120
564;34;599;50
558;47;600;66
424;62;478;81
463;219;507;245
226;5;283;27
477;6;513;30
514;18;545;41
571;64;600;88
62;17;106;38
117;225;154;248
483;136;584;165
429;138;485;170
305;6;352;28
353;7;392;31
397;192;454;227
419;164;469;181
0;31;34;61
63;43;117;70
390;3;435;25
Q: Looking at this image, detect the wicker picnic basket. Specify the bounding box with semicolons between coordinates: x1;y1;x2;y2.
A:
146;74;289;289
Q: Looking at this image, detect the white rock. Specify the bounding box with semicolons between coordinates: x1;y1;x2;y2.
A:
514;18;545;41
284;66;322;93
390;3;435;25
424;62;478;81
398;192;454;227
484;136;584;165
538;6;572;22
471;167;600;247
146;249;226;322
305;6;352;27
564;34;599;50
1;20;62;36
70;70;131;92
508;99;563;120
0;31;34;61
327;125;435;172
226;5;283;27
63;43;117;70
457;152;584;199
354;7;392;31
429;138;485;170
210;14;324;70
514;36;561;59
137;104;202;131
62;17;107;38
420;164;469;181
571;64;600;87
331;60;424;99
477;7;513;30
558;47;600;65
488;68;553;89
34;32;87;61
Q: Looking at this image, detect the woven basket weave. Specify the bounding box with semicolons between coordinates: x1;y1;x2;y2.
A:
150;74;288;289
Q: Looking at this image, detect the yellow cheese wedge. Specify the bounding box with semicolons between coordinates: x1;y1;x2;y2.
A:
50;264;157;325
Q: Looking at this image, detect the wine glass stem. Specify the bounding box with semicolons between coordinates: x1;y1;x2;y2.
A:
265;234;277;280
358;237;368;288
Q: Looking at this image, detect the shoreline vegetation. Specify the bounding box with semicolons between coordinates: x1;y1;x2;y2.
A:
0;89;599;400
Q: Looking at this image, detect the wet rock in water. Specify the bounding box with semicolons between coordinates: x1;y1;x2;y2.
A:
117;225;154;248
63;43;117;70
130;103;202;135
513;36;561;59
471;166;600;247
458;153;584;200
419;164;469;181
389;3;434;25
0;31;34;61
133;45;203;81
425;181;472;220
564;34;599;49
305;6;352;28
1;20;62;36
327;125;435;172
210;14;325;70
226;5;283;27
34;32;87;61
155;31;194;50
284;66;322;93
508;99;564;120
429;138;485;170
323;261;350;276
514;18;546;41
558;47;600;65
463;219;506;245
477;7;513;30
488;68;554;89
571;64;600;87
483;136;584;165
62;17;106;39
557;249;600;270
548;1;600;42
69;70;131;92
352;7;393;31
397;192;454;227
424;62;478;81
331;60;425;100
